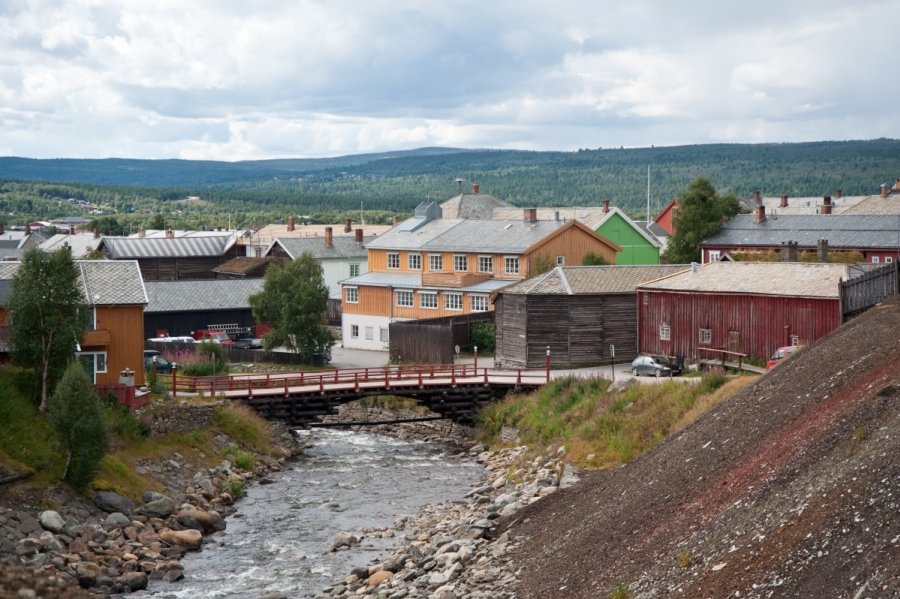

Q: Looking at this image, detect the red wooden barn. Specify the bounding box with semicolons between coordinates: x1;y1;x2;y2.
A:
636;261;853;362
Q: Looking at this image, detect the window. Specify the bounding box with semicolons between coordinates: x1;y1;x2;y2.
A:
872;256;880;264
387;252;400;269
420;292;438;309
365;327;374;340
351;325;359;338
380;328;389;342
642;293;649;305
504;256;519;275
408;253;421;270
445;293;463;311
791;335;800;346
345;287;358;303
453;255;468;272
76;352;107;383
708;250;721;263
429;254;443;271
478;255;493;273
659;324;671;341
349;263;360;277
471;294;489;312
886;257;894;263
699;328;712;344
556;256;565;266
396;290;413;307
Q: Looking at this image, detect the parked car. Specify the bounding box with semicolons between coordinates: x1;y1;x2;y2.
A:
144;350;174;373
631;355;681;377
766;345;801;369
232;337;264;350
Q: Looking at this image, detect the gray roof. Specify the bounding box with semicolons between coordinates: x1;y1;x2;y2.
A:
40;233;103;258
702;214;900;249
341;272;515;294
145;279;264;313
367;218;569;253
101;234;237;259
637;261;849;298
497;265;692;295
270;235;373;260
0;260;147;306
440;192;515;219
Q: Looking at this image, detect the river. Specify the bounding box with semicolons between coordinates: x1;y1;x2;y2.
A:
149;429;484;598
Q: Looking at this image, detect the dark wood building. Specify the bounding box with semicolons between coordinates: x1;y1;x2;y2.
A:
636;262;853;362
98;233;242;281
144;279;264;339
493;265;688;368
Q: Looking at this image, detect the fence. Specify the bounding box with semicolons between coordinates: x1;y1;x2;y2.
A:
389;313;494;364
147;341;319;367
841;262;899;318
94;383;147;411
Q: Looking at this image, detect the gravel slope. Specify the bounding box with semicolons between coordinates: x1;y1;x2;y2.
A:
506;297;900;598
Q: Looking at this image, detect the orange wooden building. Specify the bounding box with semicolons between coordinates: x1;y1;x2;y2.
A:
341;203;619;350
0;260;148;386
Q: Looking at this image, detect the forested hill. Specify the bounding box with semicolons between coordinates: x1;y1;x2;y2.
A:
2;139;899;219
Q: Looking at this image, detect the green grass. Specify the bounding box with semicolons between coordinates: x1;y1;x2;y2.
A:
477;373;752;469
214;403;273;454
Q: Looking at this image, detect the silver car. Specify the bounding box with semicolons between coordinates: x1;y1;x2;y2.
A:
631;355;673;377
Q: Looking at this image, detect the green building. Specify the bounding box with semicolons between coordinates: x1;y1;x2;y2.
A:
595;207;661;265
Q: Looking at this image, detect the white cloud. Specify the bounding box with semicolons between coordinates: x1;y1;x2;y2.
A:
0;0;897;159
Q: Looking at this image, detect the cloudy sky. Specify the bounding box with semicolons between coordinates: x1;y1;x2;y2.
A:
1;0;898;160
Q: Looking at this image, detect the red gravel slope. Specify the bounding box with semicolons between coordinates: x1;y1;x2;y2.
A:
507;297;900;598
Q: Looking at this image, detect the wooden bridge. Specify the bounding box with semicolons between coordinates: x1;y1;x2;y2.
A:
166;364;549;426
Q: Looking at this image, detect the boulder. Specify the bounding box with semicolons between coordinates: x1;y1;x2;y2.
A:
367;570;393;586
190;509;225;534
118;571;148;591
95;491;134;515
159;528;203;550
141;497;175;518
142;491;170;504
38;510;65;533
15;537;40;557
326;531;360;553
105;512;132;529
75;561;103;588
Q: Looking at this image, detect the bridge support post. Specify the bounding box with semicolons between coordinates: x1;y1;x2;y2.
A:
474;346;478;370
546;346;551;383
355;373;359;391
172;364;177;400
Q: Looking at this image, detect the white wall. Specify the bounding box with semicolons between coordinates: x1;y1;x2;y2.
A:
341;314;393;350
324;259;368;298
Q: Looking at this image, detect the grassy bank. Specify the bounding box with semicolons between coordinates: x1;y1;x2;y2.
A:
0;365;285;500
477;374;756;469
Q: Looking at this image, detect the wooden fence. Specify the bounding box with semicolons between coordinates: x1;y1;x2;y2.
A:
841;262;899;319
389;313;494;364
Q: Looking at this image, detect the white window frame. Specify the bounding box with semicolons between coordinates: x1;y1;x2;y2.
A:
420;291;438;309
453;254;468;272
478;255;493;273
396;289;414;307
504;256;519;275
76;351;108;384
791;335;800;346
350;324;359;339
365;326;374;340
445;292;463;311
470;294;489;312
408;253;422;270
379;328;389;342
349;263;360;277
429;254;443;271
699;328;712;344
387;252;400;269
886;256;894;263
556;256;565;266
345;286;359;304
659;324;671;341
708;250;721;263
871;256;880;264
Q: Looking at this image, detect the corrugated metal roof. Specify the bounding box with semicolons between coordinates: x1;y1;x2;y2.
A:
702;214;900;248
272;236;372;260
0;260;147;306
39;233;103;258
440;193;515;219
341;272;515;293
497;265;692;295
101;234;236;258
840;196;900;215
637;262;849;298
366;218;461;250
145;278;264;313
368;218;569;253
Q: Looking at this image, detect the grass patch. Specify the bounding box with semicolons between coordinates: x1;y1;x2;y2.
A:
214;402;273;454
93;454;164;500
478;373;755;469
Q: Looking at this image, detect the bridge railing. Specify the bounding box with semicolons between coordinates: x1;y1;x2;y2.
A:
170;363;548;398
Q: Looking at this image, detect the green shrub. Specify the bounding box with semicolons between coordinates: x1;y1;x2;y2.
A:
471;322;496;353
0;366;64;481
102;395;150;442
220;478;247;499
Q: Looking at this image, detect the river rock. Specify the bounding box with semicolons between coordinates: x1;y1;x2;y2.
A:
159;529;203;550
75;561;103;587
190;509;225;534
38;510;66;533
118;571;149;591
326;531;360;553
95;491;134;515
105;512;133;529
367;570;393;586
141;497;175;518
191;471;215;494
143;491;169;503
15;537;41;557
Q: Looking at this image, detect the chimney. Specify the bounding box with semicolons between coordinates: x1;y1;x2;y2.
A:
893;178;900;192
780;194;789;208
138;229;145;238
324;226;333;248
524;208;537;223
602;200;610;213
753;190;762;203
834;189;843;199
25;224;31;235
288;216;296;232
817;239;829;263
69;226;75;235
881;184;890;199
554;210;560;221
93;227;100;239
471;183;480;194
355;228;363;244
820;196;832;215
391;215;399;226
344;218;352;233
165;229;174;238
755;205;766;223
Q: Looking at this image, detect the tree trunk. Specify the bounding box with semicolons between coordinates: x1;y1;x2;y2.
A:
39;359;50;414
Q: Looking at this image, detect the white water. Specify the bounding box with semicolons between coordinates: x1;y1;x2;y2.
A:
149;429;483;598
